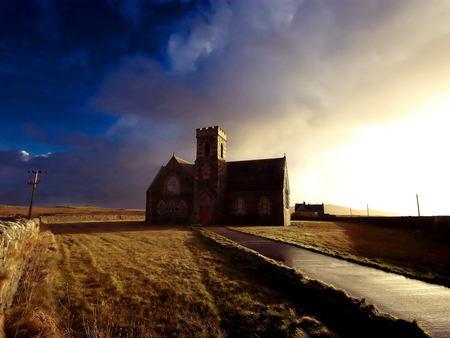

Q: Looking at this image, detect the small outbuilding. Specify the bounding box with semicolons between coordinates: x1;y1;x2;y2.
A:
294;202;325;217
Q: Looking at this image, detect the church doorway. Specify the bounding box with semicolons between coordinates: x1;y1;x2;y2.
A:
200;205;210;222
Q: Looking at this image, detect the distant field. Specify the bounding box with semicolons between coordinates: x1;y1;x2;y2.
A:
0;205;145;218
5;222;428;337
229;221;450;288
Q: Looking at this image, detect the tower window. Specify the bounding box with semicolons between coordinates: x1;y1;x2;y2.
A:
221;143;224;158
204;141;211;156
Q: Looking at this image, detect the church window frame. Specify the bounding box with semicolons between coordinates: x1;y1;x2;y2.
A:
158;200;165;214
260;197;269;215
236;197;244;215
179;200;187;214
166;176;180;194
168;200;175;214
204;141;211;157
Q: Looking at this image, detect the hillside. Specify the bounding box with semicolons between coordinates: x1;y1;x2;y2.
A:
324;204;405;216
290;204;405;216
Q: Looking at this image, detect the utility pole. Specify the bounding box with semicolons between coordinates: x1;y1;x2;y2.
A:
416;194;421;217
26;170;47;219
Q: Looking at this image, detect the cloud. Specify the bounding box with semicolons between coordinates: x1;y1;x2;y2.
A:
4;0;450;214
119;0;143;26
92;0;450;138
86;0;450;213
37;0;61;43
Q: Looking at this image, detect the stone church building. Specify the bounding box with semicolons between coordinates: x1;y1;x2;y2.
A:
145;126;290;226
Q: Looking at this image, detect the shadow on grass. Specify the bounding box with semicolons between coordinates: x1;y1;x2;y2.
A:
331;222;450;287
47;221;191;235
195;229;430;338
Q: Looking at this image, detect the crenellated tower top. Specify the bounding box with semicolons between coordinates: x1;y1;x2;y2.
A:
196;126;227;140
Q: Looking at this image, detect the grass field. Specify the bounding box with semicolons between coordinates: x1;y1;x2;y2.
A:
5;221;338;337
0;205;145;218
5;221;429;337
229;221;450;287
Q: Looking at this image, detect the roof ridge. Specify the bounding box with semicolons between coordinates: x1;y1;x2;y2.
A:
175;156;193;165
227;157;285;164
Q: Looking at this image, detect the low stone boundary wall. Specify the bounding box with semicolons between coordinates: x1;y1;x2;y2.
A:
0;218;40;330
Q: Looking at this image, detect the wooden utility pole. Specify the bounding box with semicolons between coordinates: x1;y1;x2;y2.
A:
26;170;47;219
416;194;421;217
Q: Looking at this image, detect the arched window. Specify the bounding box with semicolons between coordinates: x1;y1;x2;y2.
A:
220;143;224;158
169;201;175;214
260;197;269;215
204;141;211;156
237;197;244;215
179;200;187;214
158;201;165;214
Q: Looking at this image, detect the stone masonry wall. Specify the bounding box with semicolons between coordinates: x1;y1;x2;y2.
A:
0;218;40;312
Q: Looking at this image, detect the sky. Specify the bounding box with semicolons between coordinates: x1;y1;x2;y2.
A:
2;0;450;216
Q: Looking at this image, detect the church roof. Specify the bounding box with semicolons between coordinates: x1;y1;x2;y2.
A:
175;156;194;177
226;157;286;192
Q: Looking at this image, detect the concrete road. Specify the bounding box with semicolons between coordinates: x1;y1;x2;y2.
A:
206;226;450;338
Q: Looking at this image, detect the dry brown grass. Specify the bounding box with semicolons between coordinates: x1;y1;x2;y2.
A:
229;221;450;287
6;221;340;337
0;205;144;218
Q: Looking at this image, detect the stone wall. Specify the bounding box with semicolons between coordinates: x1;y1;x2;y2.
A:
0;218;40;337
0;218;40;314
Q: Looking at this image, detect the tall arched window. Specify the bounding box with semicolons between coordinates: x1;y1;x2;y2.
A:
179;200;187;214
204;141;211;156
158;201;165;214
220;143;224;158
237;197;244;215
260;197;269;215
169;201;175;214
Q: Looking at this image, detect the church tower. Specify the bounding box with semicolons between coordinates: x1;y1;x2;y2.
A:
192;126;227;224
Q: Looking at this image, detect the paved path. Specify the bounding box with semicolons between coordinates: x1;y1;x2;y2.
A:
206;226;450;338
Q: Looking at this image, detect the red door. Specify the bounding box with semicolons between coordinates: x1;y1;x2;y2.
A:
200;205;210;222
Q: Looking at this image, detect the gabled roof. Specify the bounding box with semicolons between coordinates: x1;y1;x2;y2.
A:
146;166;165;193
174;156;194;178
146;156;194;194
226;157;286;192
